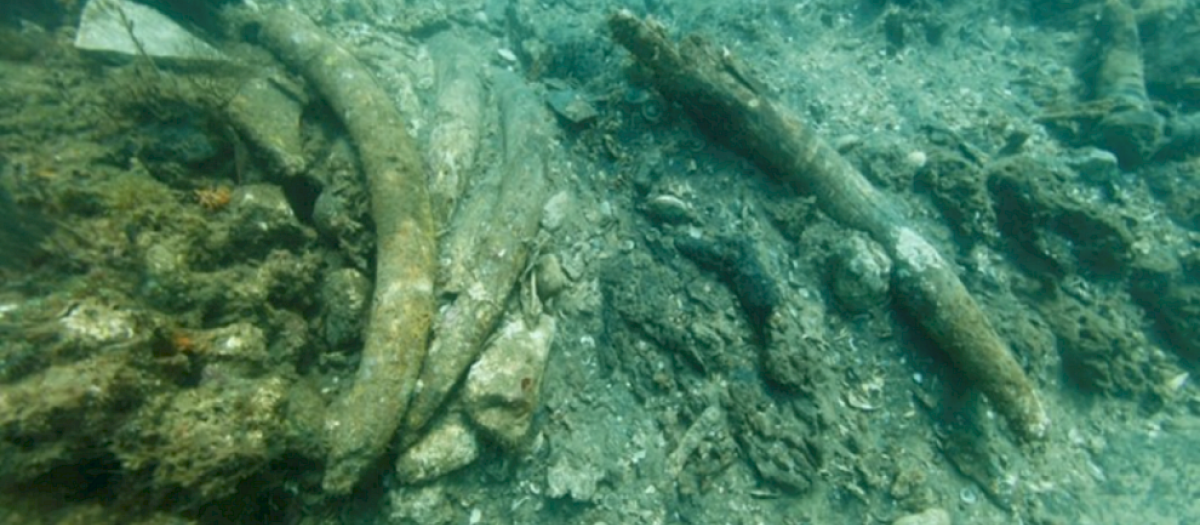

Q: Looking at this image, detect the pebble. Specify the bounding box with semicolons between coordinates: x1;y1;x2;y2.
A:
541;191;572;231
535;254;570;301
830;234;893;313
1066;147;1120;186
546;89;598;124
643;194;697;225
893;507;951;525
394;413;480;484
905;149;928;169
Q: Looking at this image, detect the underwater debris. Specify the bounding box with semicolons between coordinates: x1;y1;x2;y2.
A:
257;8;437;494
609;10;1049;442
1090;0;1164;168
400;68;553;442
423;31;486;227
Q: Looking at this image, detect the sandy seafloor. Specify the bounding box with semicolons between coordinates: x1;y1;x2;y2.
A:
1;0;1199;523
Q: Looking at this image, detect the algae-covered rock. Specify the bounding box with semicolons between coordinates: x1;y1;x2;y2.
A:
0;352;146;485
988;156;1134;279
57;297;138;348
675;233;781;334
0;184;50;270
1045;294;1176;401
225;77;308;178
115;376;288;500
319;268;371;349
228;184;310;253
191;321;270;382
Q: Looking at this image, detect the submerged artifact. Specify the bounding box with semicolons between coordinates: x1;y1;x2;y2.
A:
257;8;437;493
609;10;1049;442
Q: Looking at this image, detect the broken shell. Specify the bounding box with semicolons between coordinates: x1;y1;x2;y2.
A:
1167;372;1189;391
546;89;598;124
642;194;697;225
905;149;928;169
845;391;879;411
959;487;977;505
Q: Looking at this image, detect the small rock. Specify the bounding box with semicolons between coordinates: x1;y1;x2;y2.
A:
893;507;951;525
195;322;269;382
388;484;455;525
546;89;598;124
142;238;191;298
535;254;570;302
229;184;306;249
311;189;340;239
201;322;267;361
394;412;480;484
831;234;893;314
541;191;572;231
546;456;603;501
1065;147;1120;186
463;314;556;449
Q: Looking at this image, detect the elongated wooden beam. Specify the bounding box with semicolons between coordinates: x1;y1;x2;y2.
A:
609;11;1049;442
